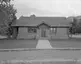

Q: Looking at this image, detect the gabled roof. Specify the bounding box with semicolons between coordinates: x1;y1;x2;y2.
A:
12;15;71;26
37;21;51;28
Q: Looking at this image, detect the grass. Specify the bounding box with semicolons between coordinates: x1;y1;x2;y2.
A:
0;39;81;49
50;39;81;48
0;40;38;49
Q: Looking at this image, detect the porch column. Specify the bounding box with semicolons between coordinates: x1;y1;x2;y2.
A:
55;28;57;35
67;27;72;39
67;28;69;38
36;28;40;39
46;28;50;39
12;27;18;39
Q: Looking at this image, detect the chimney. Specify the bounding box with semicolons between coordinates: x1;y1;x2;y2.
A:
30;14;36;20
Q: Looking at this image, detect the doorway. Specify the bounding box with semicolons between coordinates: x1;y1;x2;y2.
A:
41;28;46;37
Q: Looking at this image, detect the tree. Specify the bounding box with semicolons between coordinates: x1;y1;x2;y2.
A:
0;0;11;5
69;18;77;34
0;0;17;38
75;19;81;33
69;17;81;34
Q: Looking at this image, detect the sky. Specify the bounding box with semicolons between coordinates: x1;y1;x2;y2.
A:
12;0;81;18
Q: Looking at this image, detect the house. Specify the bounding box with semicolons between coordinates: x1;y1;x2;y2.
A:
11;15;71;40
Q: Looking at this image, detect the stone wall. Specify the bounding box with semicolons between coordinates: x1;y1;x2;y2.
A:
51;28;69;39
17;27;37;39
16;27;69;40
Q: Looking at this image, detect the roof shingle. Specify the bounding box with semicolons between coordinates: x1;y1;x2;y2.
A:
12;15;71;26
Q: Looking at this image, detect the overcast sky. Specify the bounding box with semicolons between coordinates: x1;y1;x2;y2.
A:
12;0;81;18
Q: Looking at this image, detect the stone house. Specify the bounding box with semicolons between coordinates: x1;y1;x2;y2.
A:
11;15;71;40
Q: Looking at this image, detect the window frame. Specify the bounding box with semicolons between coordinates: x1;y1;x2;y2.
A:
50;28;56;33
28;27;37;33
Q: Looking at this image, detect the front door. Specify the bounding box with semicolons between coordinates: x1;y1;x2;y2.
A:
41;28;46;37
37;21;50;39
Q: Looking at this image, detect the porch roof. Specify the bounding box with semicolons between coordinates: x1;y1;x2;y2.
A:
12;24;70;28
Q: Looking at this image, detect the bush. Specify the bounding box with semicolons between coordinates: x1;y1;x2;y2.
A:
0;24;8;35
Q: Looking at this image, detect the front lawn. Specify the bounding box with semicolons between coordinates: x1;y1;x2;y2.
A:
0;40;38;49
0;39;81;49
50;39;81;48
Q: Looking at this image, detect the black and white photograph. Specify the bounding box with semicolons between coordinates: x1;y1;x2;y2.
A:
0;0;81;64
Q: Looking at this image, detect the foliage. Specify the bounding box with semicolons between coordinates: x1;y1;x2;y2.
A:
69;18;81;34
0;24;8;35
0;0;11;5
0;0;17;37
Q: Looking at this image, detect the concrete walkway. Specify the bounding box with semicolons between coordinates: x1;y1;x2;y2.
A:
36;40;53;49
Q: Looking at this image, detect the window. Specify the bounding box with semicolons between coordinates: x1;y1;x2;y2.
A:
28;28;37;33
50;28;56;33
